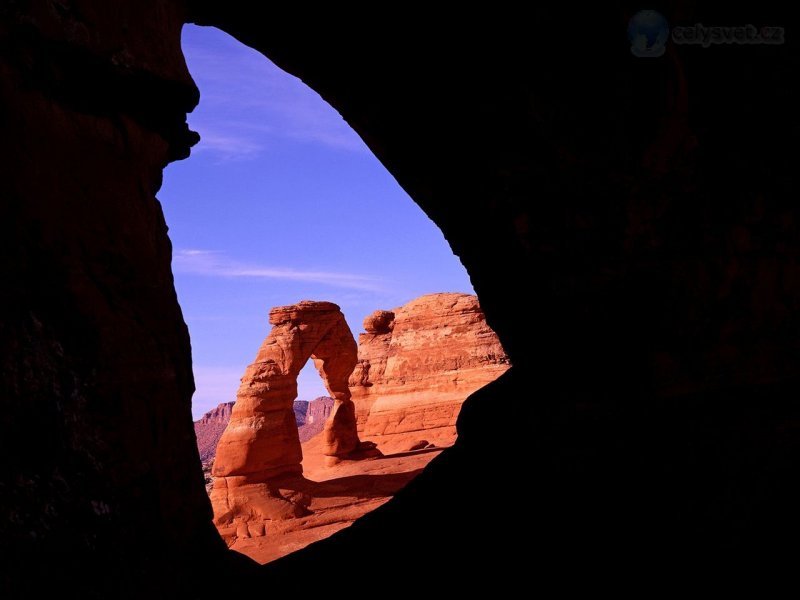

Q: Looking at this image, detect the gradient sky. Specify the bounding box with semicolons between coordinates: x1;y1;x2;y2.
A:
159;25;474;419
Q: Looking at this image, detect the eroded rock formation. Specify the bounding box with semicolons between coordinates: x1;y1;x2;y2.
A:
211;301;366;527
351;293;510;452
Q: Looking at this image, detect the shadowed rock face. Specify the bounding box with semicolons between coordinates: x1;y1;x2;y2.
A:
1;2;799;596
0;3;222;596
211;301;362;526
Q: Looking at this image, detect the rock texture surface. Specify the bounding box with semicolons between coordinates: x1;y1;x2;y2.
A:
195;402;235;462
230;434;444;564
0;4;221;597
298;396;335;442
195;398;334;497
211;302;365;528
351;293;510;452
195;397;333;465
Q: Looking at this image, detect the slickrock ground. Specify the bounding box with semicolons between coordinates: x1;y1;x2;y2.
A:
228;435;444;564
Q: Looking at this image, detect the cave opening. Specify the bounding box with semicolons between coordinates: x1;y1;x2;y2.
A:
2;6;797;593
159;24;508;562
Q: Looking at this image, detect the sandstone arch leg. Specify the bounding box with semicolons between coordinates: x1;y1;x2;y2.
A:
210;301;369;531
310;317;363;456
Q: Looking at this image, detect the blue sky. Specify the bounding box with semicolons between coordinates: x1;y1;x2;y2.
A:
160;25;474;419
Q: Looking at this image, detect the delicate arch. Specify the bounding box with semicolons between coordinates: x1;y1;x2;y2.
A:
212;301;360;483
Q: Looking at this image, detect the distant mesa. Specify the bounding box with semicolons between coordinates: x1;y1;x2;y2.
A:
298;396;335;442
195;401;234;463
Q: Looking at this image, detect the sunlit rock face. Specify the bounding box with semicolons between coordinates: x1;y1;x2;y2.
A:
210;301;364;529
351;293;510;452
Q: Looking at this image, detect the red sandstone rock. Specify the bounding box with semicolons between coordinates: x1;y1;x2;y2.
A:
211;301;362;529
195;397;334;496
350;293;510;453
209;294;507;537
196;397;332;464
194;401;235;463
230;438;445;564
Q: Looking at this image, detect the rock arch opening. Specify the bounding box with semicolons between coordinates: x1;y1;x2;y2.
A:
211;301;378;526
165;25;510;559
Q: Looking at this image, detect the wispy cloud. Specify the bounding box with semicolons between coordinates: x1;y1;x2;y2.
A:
191;131;264;161
174;249;386;292
181;25;367;160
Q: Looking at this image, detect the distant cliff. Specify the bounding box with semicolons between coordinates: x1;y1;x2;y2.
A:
298;396;334;442
194;401;234;462
194;397;334;463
